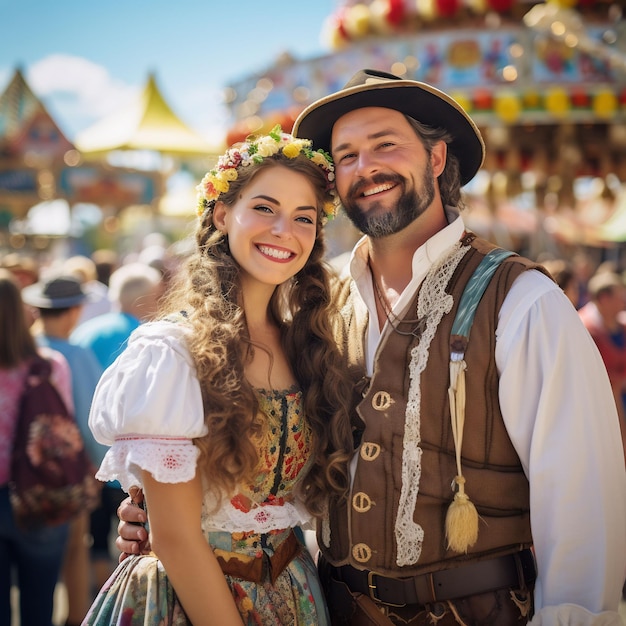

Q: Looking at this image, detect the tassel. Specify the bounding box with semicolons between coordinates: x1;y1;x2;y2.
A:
445;476;479;553
446;359;479;553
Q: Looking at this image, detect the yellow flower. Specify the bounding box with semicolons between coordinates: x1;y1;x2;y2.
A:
221;168;238;182
323;200;338;223
291;138;309;151
241;597;254;612
213;176;230;194
310;151;328;167
282;142;301;159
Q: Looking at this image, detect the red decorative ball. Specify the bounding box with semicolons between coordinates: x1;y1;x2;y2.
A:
387;0;405;25
486;0;515;11
336;8;352;42
571;90;589;108
436;0;460;18
474;89;493;110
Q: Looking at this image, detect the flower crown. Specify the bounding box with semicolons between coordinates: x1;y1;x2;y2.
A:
196;125;337;223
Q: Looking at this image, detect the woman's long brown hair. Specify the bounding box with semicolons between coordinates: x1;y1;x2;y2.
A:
158;153;354;517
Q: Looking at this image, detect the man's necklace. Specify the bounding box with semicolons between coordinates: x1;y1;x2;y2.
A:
372;272;398;324
370;268;425;338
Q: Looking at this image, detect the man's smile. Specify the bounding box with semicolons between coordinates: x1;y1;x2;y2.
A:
361;183;396;197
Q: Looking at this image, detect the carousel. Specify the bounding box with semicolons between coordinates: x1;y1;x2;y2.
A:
222;0;626;260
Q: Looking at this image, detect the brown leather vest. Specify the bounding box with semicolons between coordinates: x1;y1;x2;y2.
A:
324;236;547;577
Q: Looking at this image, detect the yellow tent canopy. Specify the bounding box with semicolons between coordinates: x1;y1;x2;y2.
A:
75;73;217;157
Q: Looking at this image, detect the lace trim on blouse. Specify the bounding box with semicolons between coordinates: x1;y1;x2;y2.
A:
201;495;314;534
96;436;200;492
96;436;314;533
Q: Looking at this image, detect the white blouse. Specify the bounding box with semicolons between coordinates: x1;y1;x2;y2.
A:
89;321;313;534
89;321;207;493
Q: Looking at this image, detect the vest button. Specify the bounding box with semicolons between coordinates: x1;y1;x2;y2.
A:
352;543;372;563
352;491;373;513
360;442;381;461
371;390;393;411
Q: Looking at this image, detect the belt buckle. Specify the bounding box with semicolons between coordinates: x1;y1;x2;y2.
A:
367;570;406;607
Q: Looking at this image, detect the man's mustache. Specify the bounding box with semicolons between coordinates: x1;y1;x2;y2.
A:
348;174;403;200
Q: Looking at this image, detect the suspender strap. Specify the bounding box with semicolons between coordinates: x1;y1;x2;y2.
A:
451;248;515;355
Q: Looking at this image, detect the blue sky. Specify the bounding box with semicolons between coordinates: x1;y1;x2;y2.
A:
0;0;338;146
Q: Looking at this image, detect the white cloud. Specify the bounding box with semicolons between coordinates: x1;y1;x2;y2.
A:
25;54;138;139
15;54;229;147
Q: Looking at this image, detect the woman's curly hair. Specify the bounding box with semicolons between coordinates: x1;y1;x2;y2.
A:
159;153;354;518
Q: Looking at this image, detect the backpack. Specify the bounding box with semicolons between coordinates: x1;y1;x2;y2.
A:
9;354;102;530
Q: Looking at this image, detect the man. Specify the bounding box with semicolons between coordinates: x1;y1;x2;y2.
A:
22;275;104;626
116;70;626;624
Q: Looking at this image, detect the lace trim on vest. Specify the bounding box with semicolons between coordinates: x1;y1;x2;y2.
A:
395;241;471;567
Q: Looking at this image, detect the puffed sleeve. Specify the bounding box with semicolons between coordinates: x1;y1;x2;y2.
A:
89;320;208;492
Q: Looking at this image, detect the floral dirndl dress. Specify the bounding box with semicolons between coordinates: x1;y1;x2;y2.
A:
83;386;329;626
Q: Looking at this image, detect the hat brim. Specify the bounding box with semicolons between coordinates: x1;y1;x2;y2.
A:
293;80;485;186
21;287;86;309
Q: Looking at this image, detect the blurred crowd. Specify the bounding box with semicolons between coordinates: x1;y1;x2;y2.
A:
2;236;626;624
540;253;626;454
0;234;190;626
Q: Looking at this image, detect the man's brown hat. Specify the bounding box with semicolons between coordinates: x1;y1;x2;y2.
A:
293;69;485;186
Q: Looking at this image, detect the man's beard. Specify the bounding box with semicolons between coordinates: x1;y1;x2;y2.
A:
341;161;436;239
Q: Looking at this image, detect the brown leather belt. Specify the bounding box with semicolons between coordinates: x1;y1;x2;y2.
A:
329;549;536;606
216;529;302;584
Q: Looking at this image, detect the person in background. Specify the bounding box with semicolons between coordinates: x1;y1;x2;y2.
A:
83;128;354;625
63;255;112;326
0;252;40;289
72;261;163;369
71;261;163;591
1;252;41;327
541;258;579;308
571;249;596;309
0;269;73;626
22;275;104;626
579;271;626;443
91;249;119;288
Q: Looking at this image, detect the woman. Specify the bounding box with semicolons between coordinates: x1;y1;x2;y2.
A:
0;268;73;626
83;127;354;625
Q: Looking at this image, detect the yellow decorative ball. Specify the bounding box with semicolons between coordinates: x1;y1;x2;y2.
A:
545;88;570;117
494;93;522;123
593;90;617;119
